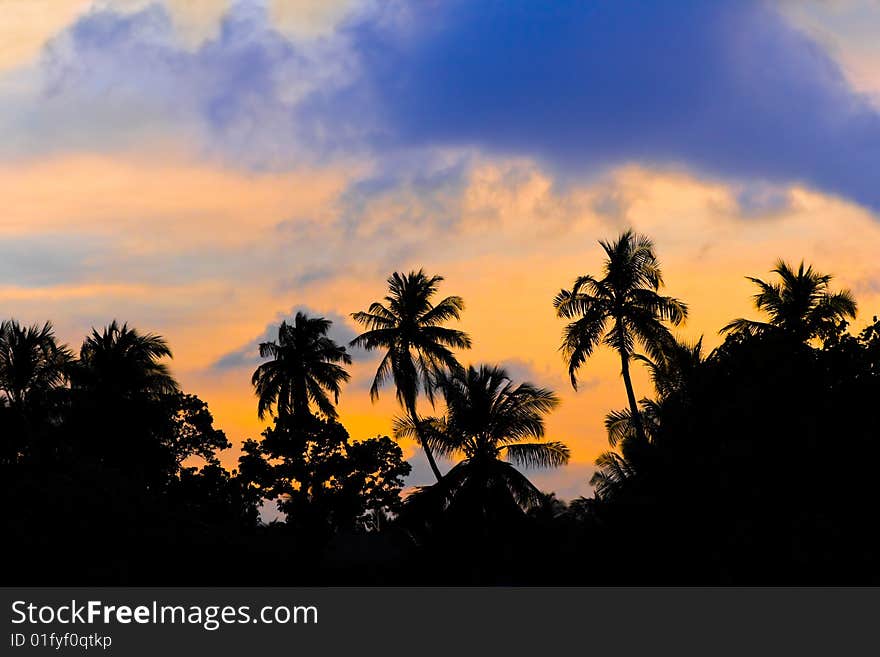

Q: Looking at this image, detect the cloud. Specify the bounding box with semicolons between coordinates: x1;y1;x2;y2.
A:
333;0;880;212
4;152;880;492
529;463;596;502
0;234;108;287
0;1;89;71
0;0;355;71
733;183;797;218
211;306;362;372
779;0;880;105
11;0;880;217
267;0;355;41
500;358;577;396
4;2;356;167
335;152;471;243
403;453;454;490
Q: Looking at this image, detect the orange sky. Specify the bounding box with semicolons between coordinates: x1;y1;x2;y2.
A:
4;1;880;499
3;153;880;496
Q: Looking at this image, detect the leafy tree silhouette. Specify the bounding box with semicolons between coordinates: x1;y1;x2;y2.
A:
351;270;472;481
554;230;687;444
239;416;410;540
5;248;880;586
244;314;409;547
156;392;232;472
251;312;351;422
591;337;706;500
2;318;256;584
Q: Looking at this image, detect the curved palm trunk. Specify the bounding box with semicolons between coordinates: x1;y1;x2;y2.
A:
619;350;648;445
408;404;443;482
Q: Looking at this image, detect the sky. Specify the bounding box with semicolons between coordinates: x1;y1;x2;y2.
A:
3;0;880;500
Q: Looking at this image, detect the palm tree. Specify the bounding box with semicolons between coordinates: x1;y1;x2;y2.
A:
721;259;857;343
351;270;472;482
633;336;706;400
395;365;569;518
554;230;687;443
76;320;179;399
252;312;352;422
0;320;72;412
593;337;705;501
590;451;638;501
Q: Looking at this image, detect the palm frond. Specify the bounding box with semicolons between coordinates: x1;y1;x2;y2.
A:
504;441;570;468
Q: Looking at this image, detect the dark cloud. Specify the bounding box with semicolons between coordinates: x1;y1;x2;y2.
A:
23;0;880;215
211;306;363;372
336;0;880;211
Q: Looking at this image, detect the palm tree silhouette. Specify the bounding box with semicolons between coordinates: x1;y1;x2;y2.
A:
554;230;687;443
593;337;705;500
634;336;706;400
396;365;568;516
721;259;857;343
590;398;660;501
351;270;472;482
251;312;351;421
0;320;72;412
76;320;179;398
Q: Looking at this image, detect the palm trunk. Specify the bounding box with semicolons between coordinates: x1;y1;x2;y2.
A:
619;349;648;445
408;404;443;482
292;373;310;421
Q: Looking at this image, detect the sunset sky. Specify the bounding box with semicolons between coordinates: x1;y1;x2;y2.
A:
3;0;880;499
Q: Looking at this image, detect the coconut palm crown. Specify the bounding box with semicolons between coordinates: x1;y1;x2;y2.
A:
396;364;569;514
0;320;73;411
721;259;856;343
252;312;351;421
553;230;687;443
351;269;472;481
76;320;178;399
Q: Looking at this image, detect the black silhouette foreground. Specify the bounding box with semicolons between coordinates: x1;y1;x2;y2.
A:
3;233;879;584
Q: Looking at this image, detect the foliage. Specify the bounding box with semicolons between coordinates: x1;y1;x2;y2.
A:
397;364;569;529
554;230;687;443
74;320;179;398
5;244;880;585
251;312;351;421
0;320;73;412
351;269;472;480
239;416;411;537
721;259;857;343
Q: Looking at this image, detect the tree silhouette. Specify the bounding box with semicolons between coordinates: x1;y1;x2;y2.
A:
722;260;857;344
251;312;351;422
7;248;880;586
239;416;410;538
396;364;568;521
591;337;705;500
351;270;472;481
0;320;72;413
75;320;179;398
67;321;180;479
633;337;706;400
554;230;687;443
158;392;232;469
